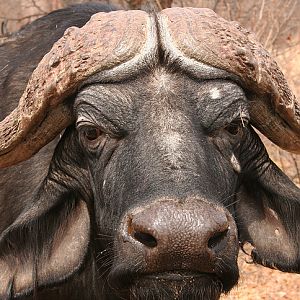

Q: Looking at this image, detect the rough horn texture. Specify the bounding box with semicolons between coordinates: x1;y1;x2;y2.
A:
158;7;300;152
0;10;157;167
1;7;300;168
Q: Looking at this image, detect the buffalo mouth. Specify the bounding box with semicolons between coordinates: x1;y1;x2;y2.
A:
113;271;224;300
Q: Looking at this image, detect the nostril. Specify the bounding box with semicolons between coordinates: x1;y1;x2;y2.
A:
127;215;158;248
133;231;158;248
208;228;229;252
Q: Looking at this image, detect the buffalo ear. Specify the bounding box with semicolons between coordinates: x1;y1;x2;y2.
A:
0;128;91;298
0;198;90;298
235;163;300;273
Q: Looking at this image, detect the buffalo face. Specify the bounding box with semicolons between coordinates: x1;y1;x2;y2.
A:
73;74;245;298
0;5;300;300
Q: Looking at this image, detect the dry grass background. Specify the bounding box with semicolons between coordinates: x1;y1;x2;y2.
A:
0;0;300;298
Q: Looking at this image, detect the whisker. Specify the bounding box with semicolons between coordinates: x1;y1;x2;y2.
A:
224;198;240;209
96;232;114;238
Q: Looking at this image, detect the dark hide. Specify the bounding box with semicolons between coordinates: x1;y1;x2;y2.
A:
0;3;299;300
0;3;115;299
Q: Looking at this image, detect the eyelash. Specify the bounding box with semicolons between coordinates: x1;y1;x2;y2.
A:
225;120;243;135
224;117;248;139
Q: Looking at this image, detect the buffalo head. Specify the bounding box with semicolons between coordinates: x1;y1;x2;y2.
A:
0;6;299;300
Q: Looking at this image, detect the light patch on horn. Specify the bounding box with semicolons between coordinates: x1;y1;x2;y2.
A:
230;154;241;173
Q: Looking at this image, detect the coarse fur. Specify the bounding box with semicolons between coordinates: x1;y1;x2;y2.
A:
0;3;300;300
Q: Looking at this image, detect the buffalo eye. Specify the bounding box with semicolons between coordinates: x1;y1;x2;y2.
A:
224;119;247;137
84;127;102;141
79;126;103;149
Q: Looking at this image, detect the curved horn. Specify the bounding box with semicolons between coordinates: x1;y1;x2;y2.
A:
0;10;156;168
158;7;300;153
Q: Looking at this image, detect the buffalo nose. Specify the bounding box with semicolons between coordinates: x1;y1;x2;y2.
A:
120;198;237;273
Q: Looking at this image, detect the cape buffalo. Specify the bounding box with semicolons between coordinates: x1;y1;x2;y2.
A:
0;3;299;300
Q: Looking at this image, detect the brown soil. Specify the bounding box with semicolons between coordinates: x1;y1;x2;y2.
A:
222;250;300;299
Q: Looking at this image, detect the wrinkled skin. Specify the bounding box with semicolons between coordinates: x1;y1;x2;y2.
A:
75;73;243;297
0;3;300;300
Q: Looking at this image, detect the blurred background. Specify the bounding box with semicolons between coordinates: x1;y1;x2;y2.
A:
0;0;299;298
